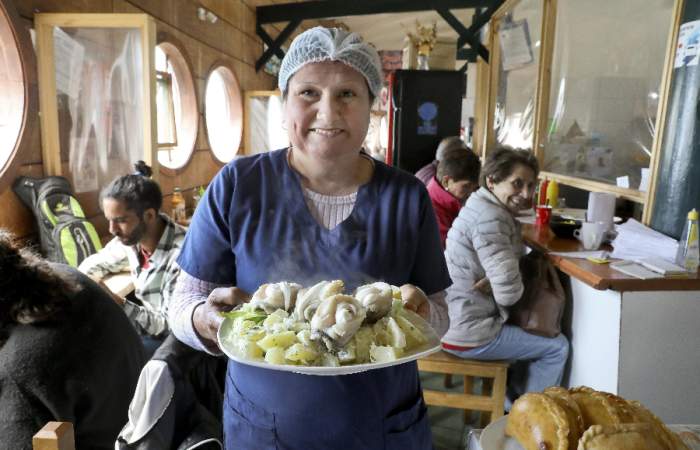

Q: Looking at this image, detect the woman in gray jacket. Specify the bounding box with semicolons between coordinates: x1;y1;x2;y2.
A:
442;147;569;402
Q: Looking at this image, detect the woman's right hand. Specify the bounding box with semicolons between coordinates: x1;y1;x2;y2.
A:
193;287;250;349
472;277;492;295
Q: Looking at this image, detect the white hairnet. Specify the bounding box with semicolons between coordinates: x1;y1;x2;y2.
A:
278;27;383;98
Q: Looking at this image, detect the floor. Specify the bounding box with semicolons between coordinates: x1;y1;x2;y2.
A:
420;371;483;450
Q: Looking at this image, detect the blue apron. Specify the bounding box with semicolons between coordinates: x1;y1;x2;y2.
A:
178;149;451;450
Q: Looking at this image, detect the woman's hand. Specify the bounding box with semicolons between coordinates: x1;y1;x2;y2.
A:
400;284;430;320
193;287;250;349
473;277;492;294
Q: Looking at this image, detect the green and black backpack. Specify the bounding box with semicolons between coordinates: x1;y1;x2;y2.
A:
13;176;102;267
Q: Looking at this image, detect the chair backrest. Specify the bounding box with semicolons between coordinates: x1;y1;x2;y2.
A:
32;422;75;450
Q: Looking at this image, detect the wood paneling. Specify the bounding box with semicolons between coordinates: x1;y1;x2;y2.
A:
0;0;276;240
16;0;112;18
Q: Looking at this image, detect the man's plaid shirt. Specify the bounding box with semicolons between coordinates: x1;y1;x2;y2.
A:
78;213;186;337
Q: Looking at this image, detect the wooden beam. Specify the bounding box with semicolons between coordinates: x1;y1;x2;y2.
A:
257;0;495;24
255;19;300;72
436;8;489;61
256;23;286;60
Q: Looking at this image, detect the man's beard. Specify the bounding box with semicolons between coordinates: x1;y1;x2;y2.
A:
116;221;146;246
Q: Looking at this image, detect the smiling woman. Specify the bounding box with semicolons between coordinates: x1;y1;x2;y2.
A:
168;26;452;450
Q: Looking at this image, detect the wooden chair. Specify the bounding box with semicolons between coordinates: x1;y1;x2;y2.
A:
418;351;508;426
32;422;75;450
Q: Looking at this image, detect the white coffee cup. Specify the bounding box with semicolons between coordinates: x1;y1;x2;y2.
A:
574;221;607;250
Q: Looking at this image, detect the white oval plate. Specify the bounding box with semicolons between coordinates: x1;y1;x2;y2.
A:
480;416;524;450
217;314;441;376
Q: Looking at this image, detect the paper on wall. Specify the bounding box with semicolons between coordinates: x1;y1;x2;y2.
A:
616;175;630;188
499;19;534;71
674;20;700;69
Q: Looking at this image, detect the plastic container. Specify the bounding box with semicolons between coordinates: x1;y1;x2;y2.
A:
675;208;699;273
171;187;187;223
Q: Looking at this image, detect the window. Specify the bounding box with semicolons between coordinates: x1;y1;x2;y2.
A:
155;40;197;170
0;1;26;179
34;14;156;194
205;64;243;163
541;0;674;192
491;0;543;150
244;91;289;155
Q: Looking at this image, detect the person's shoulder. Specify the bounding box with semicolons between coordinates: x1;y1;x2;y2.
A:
222;148;287;177
375;159;427;192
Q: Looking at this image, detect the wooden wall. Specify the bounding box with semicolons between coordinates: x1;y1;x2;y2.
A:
0;0;279;239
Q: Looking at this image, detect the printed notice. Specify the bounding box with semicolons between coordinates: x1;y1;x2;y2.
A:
674;20;700;68
499;19;534;71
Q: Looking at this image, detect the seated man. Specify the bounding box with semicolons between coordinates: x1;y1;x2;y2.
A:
79;163;186;355
427;145;481;247
415;136;466;186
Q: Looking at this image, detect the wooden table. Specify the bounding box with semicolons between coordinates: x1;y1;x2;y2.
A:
522;224;700;291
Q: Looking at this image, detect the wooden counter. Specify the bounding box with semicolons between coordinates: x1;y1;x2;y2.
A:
521;224;700;292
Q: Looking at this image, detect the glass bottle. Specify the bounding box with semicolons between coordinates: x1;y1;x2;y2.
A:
171;187;186;223
675;208;699;273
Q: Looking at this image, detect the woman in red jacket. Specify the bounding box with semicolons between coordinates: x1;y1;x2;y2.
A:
427;144;481;247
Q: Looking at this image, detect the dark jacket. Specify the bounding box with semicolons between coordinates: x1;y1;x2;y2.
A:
0;264;145;450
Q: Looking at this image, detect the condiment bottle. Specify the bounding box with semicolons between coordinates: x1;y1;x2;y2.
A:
675;208;699;273
171;187;186;223
538;179;549;206
546;180;559;209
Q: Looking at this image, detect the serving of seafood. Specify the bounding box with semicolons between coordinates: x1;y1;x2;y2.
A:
217;280;438;371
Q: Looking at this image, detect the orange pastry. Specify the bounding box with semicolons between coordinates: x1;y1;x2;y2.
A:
544;387;585;450
569;387;623;428
577;423;668;450
506;392;570;450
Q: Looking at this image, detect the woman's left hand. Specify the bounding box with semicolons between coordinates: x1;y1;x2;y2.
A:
400;284;430;320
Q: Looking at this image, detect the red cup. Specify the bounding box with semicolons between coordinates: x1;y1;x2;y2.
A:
535;205;552;227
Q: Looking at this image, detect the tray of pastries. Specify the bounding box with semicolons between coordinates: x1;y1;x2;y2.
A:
480;386;693;450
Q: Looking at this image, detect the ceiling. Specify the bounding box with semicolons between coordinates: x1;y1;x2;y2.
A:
335;9;477;51
247;0;480;53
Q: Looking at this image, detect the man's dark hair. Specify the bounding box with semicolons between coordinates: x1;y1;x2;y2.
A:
100;161;162;216
479;147;539;188
436;146;481;183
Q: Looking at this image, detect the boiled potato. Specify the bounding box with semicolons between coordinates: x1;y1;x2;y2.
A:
395;316;426;347
264;346;286;365
370;344;403;363
257;331;297;351
235;338;264;360
386;317;407;349
285;343;319;364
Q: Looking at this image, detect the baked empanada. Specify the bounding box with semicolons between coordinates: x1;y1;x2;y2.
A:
506;393;570;450
577;423;668;450
569;387;623;428
544;387;585;450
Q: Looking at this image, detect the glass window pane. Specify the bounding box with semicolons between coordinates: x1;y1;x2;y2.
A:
52;27;144;193
248;93;288;155
156;42;197;169
205;66;242;162
542;0;674;189
493;0;543;150
0;5;25;173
